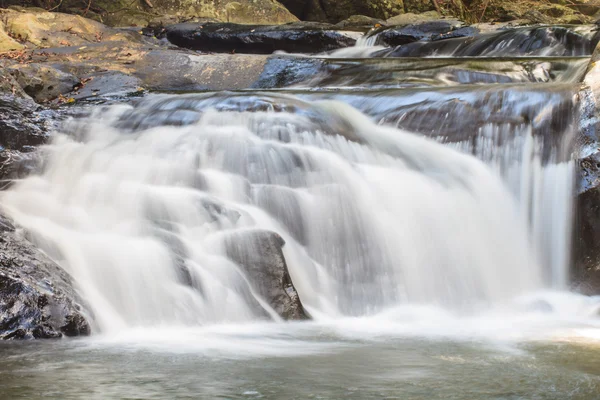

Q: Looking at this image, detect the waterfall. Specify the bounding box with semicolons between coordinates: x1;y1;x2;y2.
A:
0;94;572;332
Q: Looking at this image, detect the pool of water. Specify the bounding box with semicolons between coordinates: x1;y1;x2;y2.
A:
2;303;600;400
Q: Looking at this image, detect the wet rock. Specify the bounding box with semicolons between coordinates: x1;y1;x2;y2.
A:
375;26;596;57
574;48;600;294
162;22;358;54
8;63;78;103
0;214;91;340
252;55;325;88
288;57;587;89
225;230;307;320
66;71;144;101
0;149;41;190
365;19;467;46
0;67;50;189
134;51;269;91
573;185;600;294
0;91;48;151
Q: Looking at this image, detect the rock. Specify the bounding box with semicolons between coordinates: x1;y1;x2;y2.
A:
375;25;595;57
0;149;41;190
334;14;386;31
573;185;600;295
468;0;592;24
252;55;325;88
8;63;79;103
0;76;49;151
65;71;144;101
146;15;219;32
1;0;298;26
365;19;466;46
162;22;358;54
224;230;307;320
0;7;136;49
0;214;91;340
572;42;600;295
0;66;65;189
0;20;25;52
147;0;298;25
571;0;600;17
385;11;441;25
279;0;405;22
134;51;270;91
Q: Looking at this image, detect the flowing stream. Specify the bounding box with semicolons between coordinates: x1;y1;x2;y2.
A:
1;23;600;399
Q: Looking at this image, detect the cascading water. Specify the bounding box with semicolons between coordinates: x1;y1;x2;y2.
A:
4;18;600;400
0;92;571;331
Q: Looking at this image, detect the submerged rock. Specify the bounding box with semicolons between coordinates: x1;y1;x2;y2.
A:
225;230;307;320
162;22;358;54
0;215;90;339
252;56;325;88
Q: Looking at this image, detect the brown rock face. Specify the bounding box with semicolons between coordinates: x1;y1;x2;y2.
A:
0;0;298;26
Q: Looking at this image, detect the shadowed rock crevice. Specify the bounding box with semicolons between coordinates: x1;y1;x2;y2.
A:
225;230;307;320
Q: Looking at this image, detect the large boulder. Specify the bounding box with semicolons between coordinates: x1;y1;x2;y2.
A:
1;1;298;26
224;230;307;320
0;7;137;49
161;22;358;54
0;214;91;339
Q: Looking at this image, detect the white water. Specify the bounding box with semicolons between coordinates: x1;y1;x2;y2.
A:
0;98;581;336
